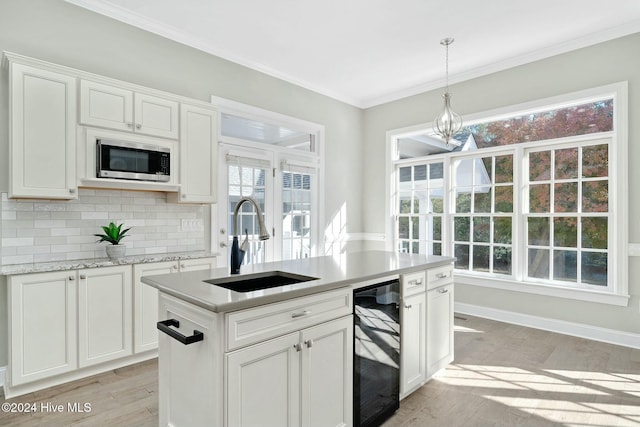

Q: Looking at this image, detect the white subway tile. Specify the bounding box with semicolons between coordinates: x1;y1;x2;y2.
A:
2;255;34;265
34;220;66;228
81;211;109;220
2;237;34;247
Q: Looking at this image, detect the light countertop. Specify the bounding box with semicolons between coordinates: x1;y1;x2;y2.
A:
0;251;219;275
141;250;454;313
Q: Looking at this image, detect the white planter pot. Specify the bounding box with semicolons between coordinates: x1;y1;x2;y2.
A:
105;245;126;261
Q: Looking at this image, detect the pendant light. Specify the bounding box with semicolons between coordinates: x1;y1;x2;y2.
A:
433;37;463;145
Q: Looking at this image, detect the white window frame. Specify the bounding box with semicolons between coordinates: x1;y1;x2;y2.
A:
386;82;629;306
211;96;324;263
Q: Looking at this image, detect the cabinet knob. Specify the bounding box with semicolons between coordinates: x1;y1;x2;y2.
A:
404;303;412;309
439;288;449;294
219;242;227;248
180;263;186;269
293;343;302;352
305;339;313;349
69;188;76;194
68;276;75;281
80;275;86;280
135;123;142;129
126;122;133;128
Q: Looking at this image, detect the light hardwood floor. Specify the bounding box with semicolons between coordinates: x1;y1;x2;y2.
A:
2;315;639;426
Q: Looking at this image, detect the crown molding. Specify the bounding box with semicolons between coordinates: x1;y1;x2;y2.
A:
64;0;362;107
65;1;640;109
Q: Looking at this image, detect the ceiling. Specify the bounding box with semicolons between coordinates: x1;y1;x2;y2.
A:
65;0;640;108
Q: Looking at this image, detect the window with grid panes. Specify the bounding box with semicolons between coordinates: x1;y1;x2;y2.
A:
390;83;627;302
453;154;514;276
397;162;444;255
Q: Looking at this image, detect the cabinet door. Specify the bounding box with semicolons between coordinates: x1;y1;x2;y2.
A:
226;332;301;427
8;272;77;386
175;103;218;203
134;93;179;139
301;315;353;427
158;293;222;427
427;283;454;378
9;63;77;199
179;257;217;272
133;261;178;353
400;292;426;397
78;265;133;367
80;79;134;132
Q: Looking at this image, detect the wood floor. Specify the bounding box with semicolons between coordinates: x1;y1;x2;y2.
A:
2;314;639;426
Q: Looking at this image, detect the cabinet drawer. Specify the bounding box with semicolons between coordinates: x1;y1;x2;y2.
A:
226;287;352;351
401;271;425;296
426;264;454;290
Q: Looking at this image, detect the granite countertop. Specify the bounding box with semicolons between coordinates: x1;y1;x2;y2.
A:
141;250;455;313
0;251;220;275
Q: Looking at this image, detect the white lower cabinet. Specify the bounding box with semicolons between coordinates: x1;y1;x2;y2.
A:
426;282;454;378
78;265;133;367
400;291;426;397
134;261;176;353
226;315;353;427
7;265;133;387
133;257;216;353
158;293;223;427
157;287;353;427
8;271;78;386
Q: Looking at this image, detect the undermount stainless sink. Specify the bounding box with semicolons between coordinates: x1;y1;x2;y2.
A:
205;271;318;292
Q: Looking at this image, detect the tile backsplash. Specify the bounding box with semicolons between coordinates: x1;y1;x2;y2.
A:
1;189;206;265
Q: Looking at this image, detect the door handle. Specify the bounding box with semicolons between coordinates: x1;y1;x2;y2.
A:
157;319;204;345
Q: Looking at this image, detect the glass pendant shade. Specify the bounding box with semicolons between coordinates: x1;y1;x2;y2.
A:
433;37;463;145
434;92;462;144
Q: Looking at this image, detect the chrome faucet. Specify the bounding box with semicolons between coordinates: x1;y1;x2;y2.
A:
230;197;270;274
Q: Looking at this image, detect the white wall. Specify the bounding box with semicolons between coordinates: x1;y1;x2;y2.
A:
362;33;640;335
0;0;364;367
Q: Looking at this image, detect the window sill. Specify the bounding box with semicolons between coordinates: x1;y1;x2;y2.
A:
454;274;630;306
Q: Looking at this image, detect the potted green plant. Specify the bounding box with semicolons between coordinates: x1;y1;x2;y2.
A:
95;222;131;260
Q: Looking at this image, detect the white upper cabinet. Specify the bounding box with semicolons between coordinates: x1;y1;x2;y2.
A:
8;60;77;199
80;80;179;139
168;103;218;203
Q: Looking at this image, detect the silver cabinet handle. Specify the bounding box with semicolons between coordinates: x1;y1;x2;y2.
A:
180;263;186;269
408;279;423;286
293;343;302;352
69;188;76;194
219;242;227;248
68;276;75;281
80;275;86;280
404;303;412;309
439;288;449;294
291;310;311;319
135;123;142;129
305;339;313;348
126;122;133;128
436;272;449;279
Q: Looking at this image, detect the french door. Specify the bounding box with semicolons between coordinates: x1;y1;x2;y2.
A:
218;142;319;267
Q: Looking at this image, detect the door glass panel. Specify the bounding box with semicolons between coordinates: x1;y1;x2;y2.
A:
228;164;267;266
282;171;313;260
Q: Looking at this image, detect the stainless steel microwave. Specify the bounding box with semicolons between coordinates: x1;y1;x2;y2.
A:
97;139;170;182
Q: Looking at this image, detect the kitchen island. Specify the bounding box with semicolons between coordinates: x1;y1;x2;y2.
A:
142;250;454;427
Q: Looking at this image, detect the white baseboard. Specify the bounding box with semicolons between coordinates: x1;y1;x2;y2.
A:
455;302;640;350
